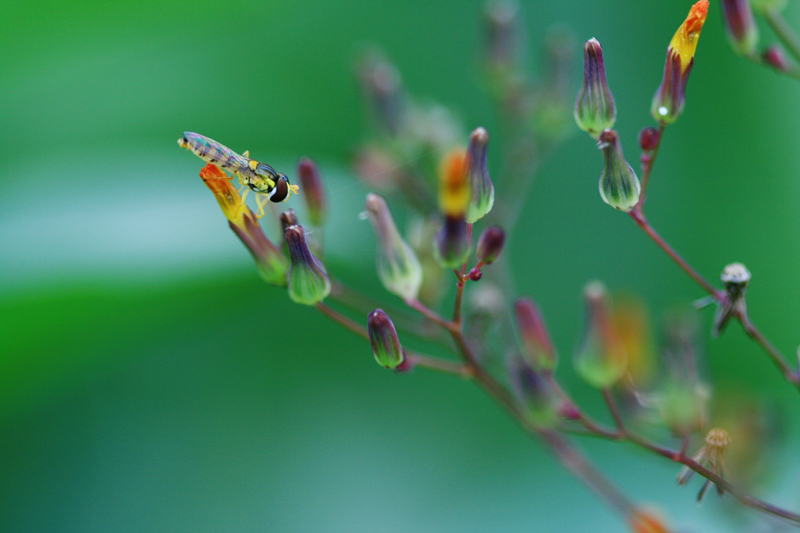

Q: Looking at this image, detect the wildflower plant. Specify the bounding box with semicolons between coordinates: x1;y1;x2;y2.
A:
180;0;800;528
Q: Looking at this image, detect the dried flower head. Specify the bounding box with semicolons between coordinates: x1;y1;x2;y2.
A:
678;428;731;502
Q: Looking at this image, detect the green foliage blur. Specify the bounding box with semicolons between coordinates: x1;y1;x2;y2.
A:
2;1;800;531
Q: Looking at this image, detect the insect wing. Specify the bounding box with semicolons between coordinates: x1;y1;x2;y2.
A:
180;132;250;172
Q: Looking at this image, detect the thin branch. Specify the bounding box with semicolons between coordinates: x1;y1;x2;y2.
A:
602;388;626;434
316;302;369;340
628;209;721;297
409;352;474;378
764;9;800;64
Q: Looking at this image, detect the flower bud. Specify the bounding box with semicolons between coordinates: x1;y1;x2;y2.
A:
574;38;616;139
598;130;640;211
465;128;495;223
763;45;790;72
280;209;299;233
659;381;709;437
508;356;558;426
514;297;557;371
365;193;423;301
651;1;709;124
434;216;471;268
476;225;505;265
297;157;327;226
368;309;405;369
285;225;331;305
712;262;751;336
574;282;628;388
483;0;522;77
721;0;759;55
200;163;288;286
439;149;470;218
358;52;405;136
639;127;660;152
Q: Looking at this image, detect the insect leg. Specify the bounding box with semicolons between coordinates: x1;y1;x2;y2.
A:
255;192;269;218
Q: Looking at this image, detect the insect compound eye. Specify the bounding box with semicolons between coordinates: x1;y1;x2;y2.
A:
270;177;289;203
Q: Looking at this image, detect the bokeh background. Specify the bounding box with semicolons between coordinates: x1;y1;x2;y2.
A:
3;1;800;531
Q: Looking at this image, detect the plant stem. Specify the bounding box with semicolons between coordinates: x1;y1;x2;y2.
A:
738;313;800;387
409;353;474;377
636;124;665;210
406;298;455;332
764;9;800;64
316;302;369;340
629;209;721;298
602;388;626;434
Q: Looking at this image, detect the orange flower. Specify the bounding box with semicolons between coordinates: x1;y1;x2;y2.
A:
199;163;248;230
669;1;709;74
438;149;470;217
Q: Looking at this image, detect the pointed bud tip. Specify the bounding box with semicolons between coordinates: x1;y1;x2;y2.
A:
476;225;506;264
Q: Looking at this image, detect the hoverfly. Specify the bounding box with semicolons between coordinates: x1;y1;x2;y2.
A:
178;132;298;215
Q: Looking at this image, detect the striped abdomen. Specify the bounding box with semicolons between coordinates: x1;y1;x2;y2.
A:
179;132;251;173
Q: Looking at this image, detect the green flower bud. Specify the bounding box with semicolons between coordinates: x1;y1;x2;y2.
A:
598;130;640;212
574;281;628;388
574;38;616;139
508;356;558;426
365;193;423;302
465;127;495;223
514;297;557;371
368;309;404;369
285;225;331;305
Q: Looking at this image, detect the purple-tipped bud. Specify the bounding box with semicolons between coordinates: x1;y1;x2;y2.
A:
598;130;640;212
639;127;660;152
508;356;558;426
365;193;422;301
514;297;557;371
285;225;331;305
574;282;628;388
465;127;495;223
297;157;327;226
712;262;751;337
280;209;299;233
763;45;790;72
575;38;616;139
476;225;505;265
721;0;759;55
368;309;404;369
434;216;471;268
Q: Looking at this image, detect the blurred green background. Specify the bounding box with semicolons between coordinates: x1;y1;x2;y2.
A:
3;0;800;531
